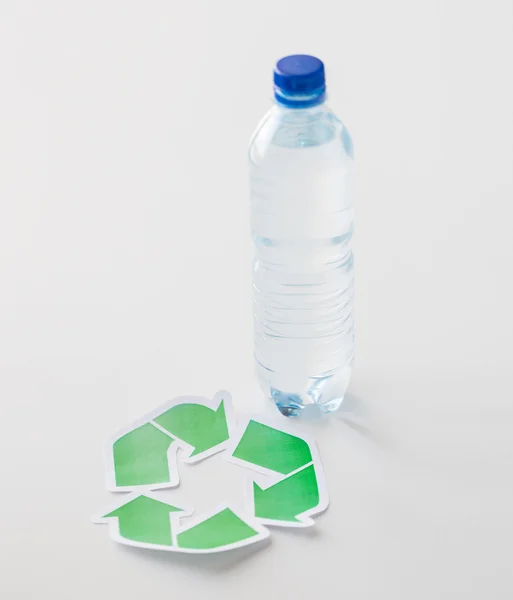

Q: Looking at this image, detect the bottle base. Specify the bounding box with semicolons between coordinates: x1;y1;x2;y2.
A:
271;389;345;418
258;361;353;418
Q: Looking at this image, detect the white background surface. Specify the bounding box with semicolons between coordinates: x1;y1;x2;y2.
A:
1;1;513;598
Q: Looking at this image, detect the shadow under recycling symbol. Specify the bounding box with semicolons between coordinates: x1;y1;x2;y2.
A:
93;391;329;554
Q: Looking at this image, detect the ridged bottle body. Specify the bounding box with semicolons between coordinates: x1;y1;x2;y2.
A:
249;103;354;416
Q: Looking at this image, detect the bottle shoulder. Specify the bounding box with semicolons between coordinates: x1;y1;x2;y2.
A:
249;104;354;166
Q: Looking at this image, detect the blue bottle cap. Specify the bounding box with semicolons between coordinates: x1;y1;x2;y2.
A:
273;55;326;108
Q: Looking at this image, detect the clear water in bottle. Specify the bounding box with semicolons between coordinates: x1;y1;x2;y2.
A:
249;55;354;417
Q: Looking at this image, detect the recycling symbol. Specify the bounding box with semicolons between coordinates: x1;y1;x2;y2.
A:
93;391;329;554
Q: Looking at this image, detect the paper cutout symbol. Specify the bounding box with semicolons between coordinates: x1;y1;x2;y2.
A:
95;391;328;554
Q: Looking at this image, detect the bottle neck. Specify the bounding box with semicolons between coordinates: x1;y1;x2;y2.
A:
274;88;326;109
273;100;328;121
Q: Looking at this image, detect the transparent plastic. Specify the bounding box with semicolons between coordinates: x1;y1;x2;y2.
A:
249;101;354;416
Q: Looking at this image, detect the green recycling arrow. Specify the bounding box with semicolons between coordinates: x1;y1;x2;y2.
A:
154;399;229;457
227;418;328;526
95;494;268;553
107;394;233;491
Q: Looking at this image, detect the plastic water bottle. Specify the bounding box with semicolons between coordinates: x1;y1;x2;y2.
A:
249;55;354;417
